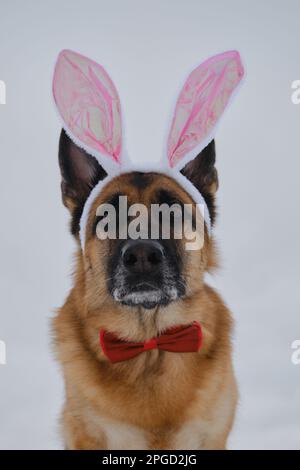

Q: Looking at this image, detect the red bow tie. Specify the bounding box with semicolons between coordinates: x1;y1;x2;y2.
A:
99;321;202;363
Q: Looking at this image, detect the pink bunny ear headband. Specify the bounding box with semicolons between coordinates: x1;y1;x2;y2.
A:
53;49;244;249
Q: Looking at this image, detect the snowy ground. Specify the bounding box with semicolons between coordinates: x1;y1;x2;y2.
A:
0;0;299;450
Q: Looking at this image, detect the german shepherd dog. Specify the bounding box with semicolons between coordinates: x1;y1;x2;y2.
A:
53;128;237;450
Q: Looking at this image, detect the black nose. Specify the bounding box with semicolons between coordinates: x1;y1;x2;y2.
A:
122;240;164;274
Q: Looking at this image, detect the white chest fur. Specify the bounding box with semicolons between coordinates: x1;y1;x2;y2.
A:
90;417;220;450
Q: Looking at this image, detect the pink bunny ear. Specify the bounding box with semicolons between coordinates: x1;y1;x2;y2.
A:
167;50;244;169
53;49;122;173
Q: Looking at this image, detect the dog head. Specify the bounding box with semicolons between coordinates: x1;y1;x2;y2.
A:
58;131;218;310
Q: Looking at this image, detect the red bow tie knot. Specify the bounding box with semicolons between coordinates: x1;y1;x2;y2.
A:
100;321;202;363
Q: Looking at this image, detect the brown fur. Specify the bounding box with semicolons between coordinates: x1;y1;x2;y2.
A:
53;172;237;450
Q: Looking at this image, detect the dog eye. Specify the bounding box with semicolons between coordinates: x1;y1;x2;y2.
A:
106;192;125;208
92;192;124;235
155;189;183;208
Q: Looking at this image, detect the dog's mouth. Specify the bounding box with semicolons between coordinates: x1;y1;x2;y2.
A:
112;281;181;310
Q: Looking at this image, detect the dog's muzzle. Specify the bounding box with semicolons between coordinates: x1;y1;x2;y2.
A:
108;239;185;309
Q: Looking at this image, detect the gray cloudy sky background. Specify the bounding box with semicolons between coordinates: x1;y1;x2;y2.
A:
0;0;299;449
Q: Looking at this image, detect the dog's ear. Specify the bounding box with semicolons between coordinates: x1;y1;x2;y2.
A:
166;51;244;228
180;140;218;224
58;129;107;235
